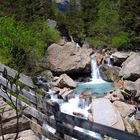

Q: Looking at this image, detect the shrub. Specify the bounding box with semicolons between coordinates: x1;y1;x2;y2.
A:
112;32;130;48
0;17;60;71
88;0;121;46
89;37;107;48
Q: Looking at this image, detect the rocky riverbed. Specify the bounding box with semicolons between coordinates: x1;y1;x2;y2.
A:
34;41;140;137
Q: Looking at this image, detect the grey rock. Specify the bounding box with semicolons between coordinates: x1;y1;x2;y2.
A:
55;73;77;88
119;52;140;80
46;42;93;75
90;98;125;130
113;101;136;118
111;51;129;66
124;80;140;100
40;70;54;82
99;64;120;82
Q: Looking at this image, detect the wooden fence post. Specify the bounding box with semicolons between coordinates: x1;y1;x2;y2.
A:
50;101;64;139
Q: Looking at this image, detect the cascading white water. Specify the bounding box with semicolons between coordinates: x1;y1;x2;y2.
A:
105;56;112;66
90;56;105;83
91;57;100;80
42;56;109;140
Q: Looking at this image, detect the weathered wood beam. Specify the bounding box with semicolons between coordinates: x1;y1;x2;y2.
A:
0;90;100;140
29;119;62;140
55;112;140;140
0;64;35;88
0;75;37;105
0;116;30;136
0;89;56;129
0;76;60;114
56;122;99;140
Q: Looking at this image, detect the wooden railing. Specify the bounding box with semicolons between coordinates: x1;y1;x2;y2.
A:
0;63;139;140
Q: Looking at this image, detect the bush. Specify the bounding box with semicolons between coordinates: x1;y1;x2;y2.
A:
112;32;130;48
88;0;121;46
29;20;60;56
89;37;107;48
0;17;60;71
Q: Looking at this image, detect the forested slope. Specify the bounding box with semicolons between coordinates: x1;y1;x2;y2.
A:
0;0;139;72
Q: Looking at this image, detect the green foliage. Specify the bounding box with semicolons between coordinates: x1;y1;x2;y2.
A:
0;17;60;71
29;20;60;56
112;32;130;48
0;17;31;68
88;37;107;48
88;0;121;46
52;0;85;41
0;0;52;20
0;0;139;58
119;0;140;47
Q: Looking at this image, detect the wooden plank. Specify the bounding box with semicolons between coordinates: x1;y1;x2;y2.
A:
2;109;17;121
0;76;60;114
0;64;35;88
55;112;140;140
56;122;99;140
0;89;56;129
0;89;100;140
0;75;37;105
0;116;30;136
0;105;12;112
0;129;40;140
0;98;7;107
29;119;62;140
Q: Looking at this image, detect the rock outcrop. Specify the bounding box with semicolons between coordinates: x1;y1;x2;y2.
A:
111;51;129;66
46;42;93;75
124;80;140;101
99;64;120;82
40;70;54;82
90;98;125;130
105;90;125;102
55;73;77;88
58;88;75;101
113;101;136;118
119;52;140;81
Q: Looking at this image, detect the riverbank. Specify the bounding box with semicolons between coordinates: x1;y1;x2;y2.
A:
33;41;140;137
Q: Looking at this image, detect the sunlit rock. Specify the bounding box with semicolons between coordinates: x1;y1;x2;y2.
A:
90;98;125;130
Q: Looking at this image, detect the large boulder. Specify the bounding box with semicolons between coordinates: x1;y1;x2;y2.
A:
111;51;129;66
105;89;125;102
40;70;54;82
55;73;77;88
96;53;105;65
99;64;120;82
123;80;140;101
119;52;140;81
90;98;125;130
113;101;136;118
46;42;93;75
58;87;75;101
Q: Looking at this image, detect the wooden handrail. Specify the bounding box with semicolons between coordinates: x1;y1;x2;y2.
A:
0;89;100;139
0;63;140;140
0;75;60;114
0;64;35;88
55;112;140;140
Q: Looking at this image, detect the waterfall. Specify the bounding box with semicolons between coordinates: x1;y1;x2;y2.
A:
41;56;113;140
104;56;112;66
91;56;105;83
91;57;101;80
